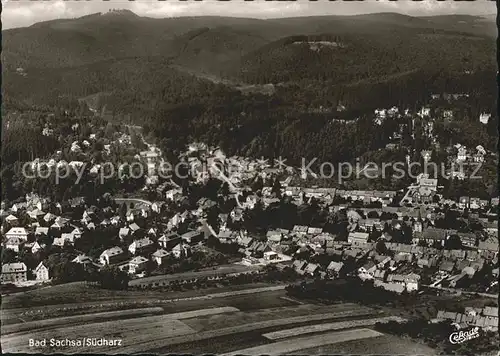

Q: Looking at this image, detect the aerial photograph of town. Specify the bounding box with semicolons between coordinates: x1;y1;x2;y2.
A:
1;0;498;355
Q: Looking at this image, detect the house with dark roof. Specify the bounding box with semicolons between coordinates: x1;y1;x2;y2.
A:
129;238;155;255
100;247;126;265
181;230;204;245
158;232;181;250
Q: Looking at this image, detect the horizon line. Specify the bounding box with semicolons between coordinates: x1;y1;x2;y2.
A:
3;10;496;30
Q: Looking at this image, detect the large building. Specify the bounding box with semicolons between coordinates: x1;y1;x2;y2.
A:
1;263;28;283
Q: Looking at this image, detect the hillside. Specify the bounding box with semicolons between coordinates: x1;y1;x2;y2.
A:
2;11;497;179
2;11;495;73
2;56;218;113
223;27;495;84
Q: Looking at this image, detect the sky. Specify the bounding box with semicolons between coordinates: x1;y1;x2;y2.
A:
2;0;497;30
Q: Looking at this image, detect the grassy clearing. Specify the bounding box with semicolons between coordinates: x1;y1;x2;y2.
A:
263;316;406;340
222;328;383;355
288;334;439;355
1;307;164;335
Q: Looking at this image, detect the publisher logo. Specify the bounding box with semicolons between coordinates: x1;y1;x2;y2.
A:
449;327;480;344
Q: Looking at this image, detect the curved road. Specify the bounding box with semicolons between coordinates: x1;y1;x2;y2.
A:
115;197;153;207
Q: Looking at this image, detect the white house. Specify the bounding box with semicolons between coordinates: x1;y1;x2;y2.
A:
128;238;154;255
52;237;66;248
6;227;28;242
128;256;148;275
348;232;369;244
61;233;75;245
172;243;190;258
35;262;50;281
119;227;130;240
152;249;170;266
43;213;57;223
126;211;135;222
4;214;18;226
71;228;82;240
1;263;27;283
31;241;45;254
5;237;22;252
479;113;491;124
418;107;431;118
457;147;467;162
166;188;183;201
28;209;45;220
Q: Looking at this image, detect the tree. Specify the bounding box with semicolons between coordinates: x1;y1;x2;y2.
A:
251;175;264;193
120;203;128;218
98;266;129;290
1;248;17;264
444;235;463;250
375;241;388;255
271;176;282;199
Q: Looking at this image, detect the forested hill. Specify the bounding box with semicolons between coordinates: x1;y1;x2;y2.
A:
2;11;497;174
2;11;495;73
225;30;495;84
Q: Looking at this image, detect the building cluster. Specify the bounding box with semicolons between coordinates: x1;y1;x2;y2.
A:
1;139;498;309
436;306;498;331
0;191;216;282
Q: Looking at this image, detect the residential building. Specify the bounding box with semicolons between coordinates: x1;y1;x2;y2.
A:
181;230;204;245
100;247;126;265
128;256;149;275
6;227;28;241
1;263;28;283
263;251;279;262
31;241;45;254
348;232;369;244
172;243;190;258
128;238;155;255
5;236;22;252
35;262;50;281
152;249;170;266
158;233;182;250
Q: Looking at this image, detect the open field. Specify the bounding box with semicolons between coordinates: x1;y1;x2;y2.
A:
2;285;409;355
181;302;375;331
288;334;439;355
2;281;280;310
1;283;287;324
124;305;380;354
262;316;406;340
1;307;164;335
129;264;262;287
1;307;239;353
222;328;383;355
